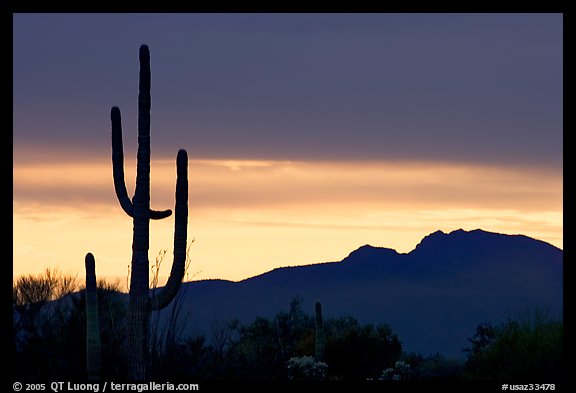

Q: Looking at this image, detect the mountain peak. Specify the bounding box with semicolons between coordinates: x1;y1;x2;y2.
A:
414;228;489;249
343;244;399;264
409;228;561;261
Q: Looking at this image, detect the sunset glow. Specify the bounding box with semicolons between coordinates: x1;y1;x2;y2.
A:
13;158;562;285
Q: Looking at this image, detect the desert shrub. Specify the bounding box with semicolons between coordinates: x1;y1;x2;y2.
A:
324;317;402;380
287;356;328;380
464;311;562;379
13;269;126;380
224;298;402;381
400;352;464;380
380;360;413;380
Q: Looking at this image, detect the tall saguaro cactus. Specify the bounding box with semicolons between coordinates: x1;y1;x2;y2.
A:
111;44;189;380
315;301;325;362
85;253;102;381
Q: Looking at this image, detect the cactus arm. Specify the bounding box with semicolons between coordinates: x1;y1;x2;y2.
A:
111;106;172;220
111;106;134;216
85;253;102;381
315;301;325;362
149;208;172;220
151;149;188;311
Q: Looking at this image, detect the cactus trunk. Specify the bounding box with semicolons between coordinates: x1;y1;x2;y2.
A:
315;301;325;362
128;43;153;381
85;253;102;381
111;44;188;380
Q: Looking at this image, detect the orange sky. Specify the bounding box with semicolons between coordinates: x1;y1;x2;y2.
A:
13;158;562;287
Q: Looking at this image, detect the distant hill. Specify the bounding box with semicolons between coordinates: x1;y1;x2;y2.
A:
156;228;563;359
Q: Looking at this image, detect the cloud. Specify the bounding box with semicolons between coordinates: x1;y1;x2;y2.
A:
13;159;562;212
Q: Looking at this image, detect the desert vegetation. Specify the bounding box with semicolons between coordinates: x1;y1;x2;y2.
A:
12;269;562;381
462;311;563;380
13;268;126;380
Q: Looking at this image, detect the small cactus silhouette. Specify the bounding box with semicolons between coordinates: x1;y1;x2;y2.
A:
315;301;325;362
110;44;189;380
84;253;101;381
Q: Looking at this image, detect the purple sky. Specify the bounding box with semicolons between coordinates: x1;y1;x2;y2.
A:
13;13;562;169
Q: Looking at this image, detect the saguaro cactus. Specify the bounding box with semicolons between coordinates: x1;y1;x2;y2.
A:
85;253;101;381
111;44;188;380
315;301;325;362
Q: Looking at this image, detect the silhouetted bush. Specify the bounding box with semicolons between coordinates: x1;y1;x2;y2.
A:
399;352;464;380
463;311;563;379
324;316;402;380
287;356;328;380
13;269;127;380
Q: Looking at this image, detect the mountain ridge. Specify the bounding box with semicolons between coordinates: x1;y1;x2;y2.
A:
157;228;562;359
225;228;561;283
